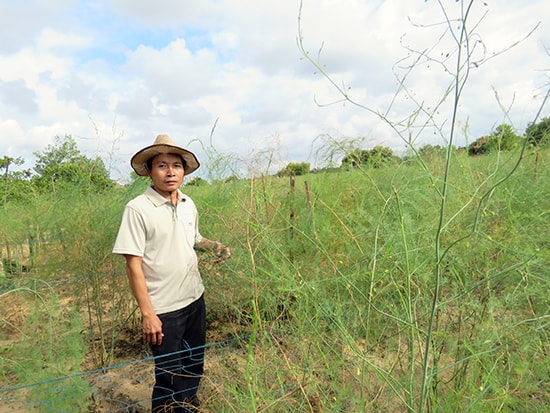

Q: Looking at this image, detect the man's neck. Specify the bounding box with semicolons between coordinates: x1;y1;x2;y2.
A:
152;185;178;204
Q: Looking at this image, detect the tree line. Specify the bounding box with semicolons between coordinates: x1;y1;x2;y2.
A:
276;118;550;177
1;118;548;198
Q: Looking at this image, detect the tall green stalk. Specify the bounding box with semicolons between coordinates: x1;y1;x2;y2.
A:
419;2;475;410
393;186;415;412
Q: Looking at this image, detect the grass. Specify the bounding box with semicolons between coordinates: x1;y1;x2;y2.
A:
0;147;548;411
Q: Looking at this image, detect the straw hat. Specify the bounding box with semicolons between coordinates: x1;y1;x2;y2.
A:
130;134;200;176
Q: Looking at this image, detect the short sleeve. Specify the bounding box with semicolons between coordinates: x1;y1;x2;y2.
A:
112;204;147;257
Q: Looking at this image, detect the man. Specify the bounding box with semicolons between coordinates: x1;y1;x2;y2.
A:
113;134;231;412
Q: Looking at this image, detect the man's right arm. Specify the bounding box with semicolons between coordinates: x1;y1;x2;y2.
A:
124;255;164;346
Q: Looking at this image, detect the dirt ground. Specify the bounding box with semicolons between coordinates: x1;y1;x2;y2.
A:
86;345;243;413
0;288;244;413
0;330;244;413
85;331;232;412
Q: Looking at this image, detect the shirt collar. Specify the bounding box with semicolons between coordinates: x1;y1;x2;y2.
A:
144;185;185;207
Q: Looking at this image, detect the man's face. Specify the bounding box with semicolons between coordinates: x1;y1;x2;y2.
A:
149;153;185;195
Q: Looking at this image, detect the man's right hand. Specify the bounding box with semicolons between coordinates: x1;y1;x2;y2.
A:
142;314;164;346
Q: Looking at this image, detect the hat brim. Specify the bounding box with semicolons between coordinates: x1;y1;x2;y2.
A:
131;144;200;176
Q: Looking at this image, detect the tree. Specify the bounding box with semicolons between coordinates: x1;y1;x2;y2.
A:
32;135;114;191
418;144;449;159
0;156;24;178
368;146;401;168
468;124;522;156
277;162;311;177
341;146;399;169
0;156;33;205
493;124;522;151
341;148;365;168
525;117;550;147
468;135;492;156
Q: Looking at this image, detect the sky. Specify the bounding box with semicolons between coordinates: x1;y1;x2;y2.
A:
0;0;548;182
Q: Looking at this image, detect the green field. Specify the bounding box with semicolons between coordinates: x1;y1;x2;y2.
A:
1;146;548;412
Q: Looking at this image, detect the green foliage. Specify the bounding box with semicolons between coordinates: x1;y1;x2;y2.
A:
192;148;549;412
468;124;523;155
417;144;450;159
341;145;400;169
224;174;240;183
1;290;90;411
0;147;548;411
276;161;311;177
33;135;80;175
0;155;24;176
0;156;33;205
186;176;209;186
31;134;114;192
128;171;150;186
0;175;35;206
525;116;550;147
468;134;492;155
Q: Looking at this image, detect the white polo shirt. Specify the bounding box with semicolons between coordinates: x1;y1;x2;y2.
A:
113;186;205;314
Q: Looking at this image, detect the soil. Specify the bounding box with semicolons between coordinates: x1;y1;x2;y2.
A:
85;329;234;412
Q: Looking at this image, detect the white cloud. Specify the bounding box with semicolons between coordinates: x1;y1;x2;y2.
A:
36;28;93;51
108;0;216;27
123;39;221;103
0;0;72;52
0;0;548;181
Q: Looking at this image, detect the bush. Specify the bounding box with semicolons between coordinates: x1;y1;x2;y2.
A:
525;117;550;147
469;124;522;155
341;146;400;169
276;161;311;177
